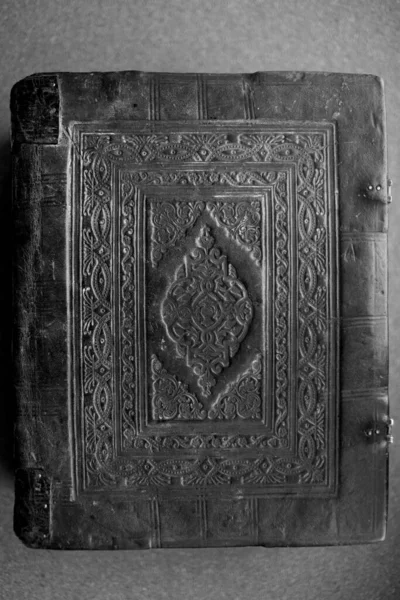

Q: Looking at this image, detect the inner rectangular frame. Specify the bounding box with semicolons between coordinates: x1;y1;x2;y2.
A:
138;188;274;432
113;165;297;452
70;120;338;496
118;184;282;439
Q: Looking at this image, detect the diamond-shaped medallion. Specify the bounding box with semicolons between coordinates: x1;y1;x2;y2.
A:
161;226;253;396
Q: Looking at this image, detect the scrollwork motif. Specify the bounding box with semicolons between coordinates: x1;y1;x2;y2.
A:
274;172;289;444
150;200;205;267
208;354;262;420
122;169;279;188
149;196;263;266
162;226;253;396
82;136;114;481
207;200;262;264
151;355;206;420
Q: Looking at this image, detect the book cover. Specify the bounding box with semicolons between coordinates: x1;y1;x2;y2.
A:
11;71;390;548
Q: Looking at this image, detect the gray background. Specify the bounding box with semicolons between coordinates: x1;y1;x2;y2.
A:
0;1;399;598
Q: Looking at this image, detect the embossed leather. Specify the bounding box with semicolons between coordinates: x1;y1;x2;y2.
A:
11;71;389;548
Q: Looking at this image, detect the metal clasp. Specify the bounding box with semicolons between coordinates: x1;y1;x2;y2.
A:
365;418;394;444
388;178;392;204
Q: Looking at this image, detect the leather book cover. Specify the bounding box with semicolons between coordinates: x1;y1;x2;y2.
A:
11;71;390;548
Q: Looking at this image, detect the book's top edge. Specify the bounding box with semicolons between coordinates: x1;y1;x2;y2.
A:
9;69;385;149
14;70;384;85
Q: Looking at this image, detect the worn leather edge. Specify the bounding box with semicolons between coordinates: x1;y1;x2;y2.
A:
10;73;59;146
12;143;52;547
14;468;51;547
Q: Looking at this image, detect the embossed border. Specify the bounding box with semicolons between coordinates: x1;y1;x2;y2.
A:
70;121;338;496
124;187;276;435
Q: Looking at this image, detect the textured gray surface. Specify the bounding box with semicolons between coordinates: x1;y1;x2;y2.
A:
0;0;399;597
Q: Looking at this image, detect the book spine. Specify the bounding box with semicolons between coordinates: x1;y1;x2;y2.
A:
11;74;60;546
12;144;51;546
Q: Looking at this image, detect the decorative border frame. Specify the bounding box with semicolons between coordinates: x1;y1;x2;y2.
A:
71;121;338;496
121;185;277;436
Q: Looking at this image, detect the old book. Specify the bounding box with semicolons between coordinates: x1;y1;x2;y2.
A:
11;71;390;549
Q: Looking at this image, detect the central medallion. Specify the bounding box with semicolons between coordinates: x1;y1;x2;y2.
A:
161;226;253;396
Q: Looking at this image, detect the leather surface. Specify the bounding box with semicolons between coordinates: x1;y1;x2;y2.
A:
0;0;399;596
10;69;389;548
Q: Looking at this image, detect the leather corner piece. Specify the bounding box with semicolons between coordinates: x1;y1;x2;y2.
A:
14;468;51;548
11;74;59;145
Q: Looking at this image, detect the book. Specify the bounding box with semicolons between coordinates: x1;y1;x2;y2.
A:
11;71;391;549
